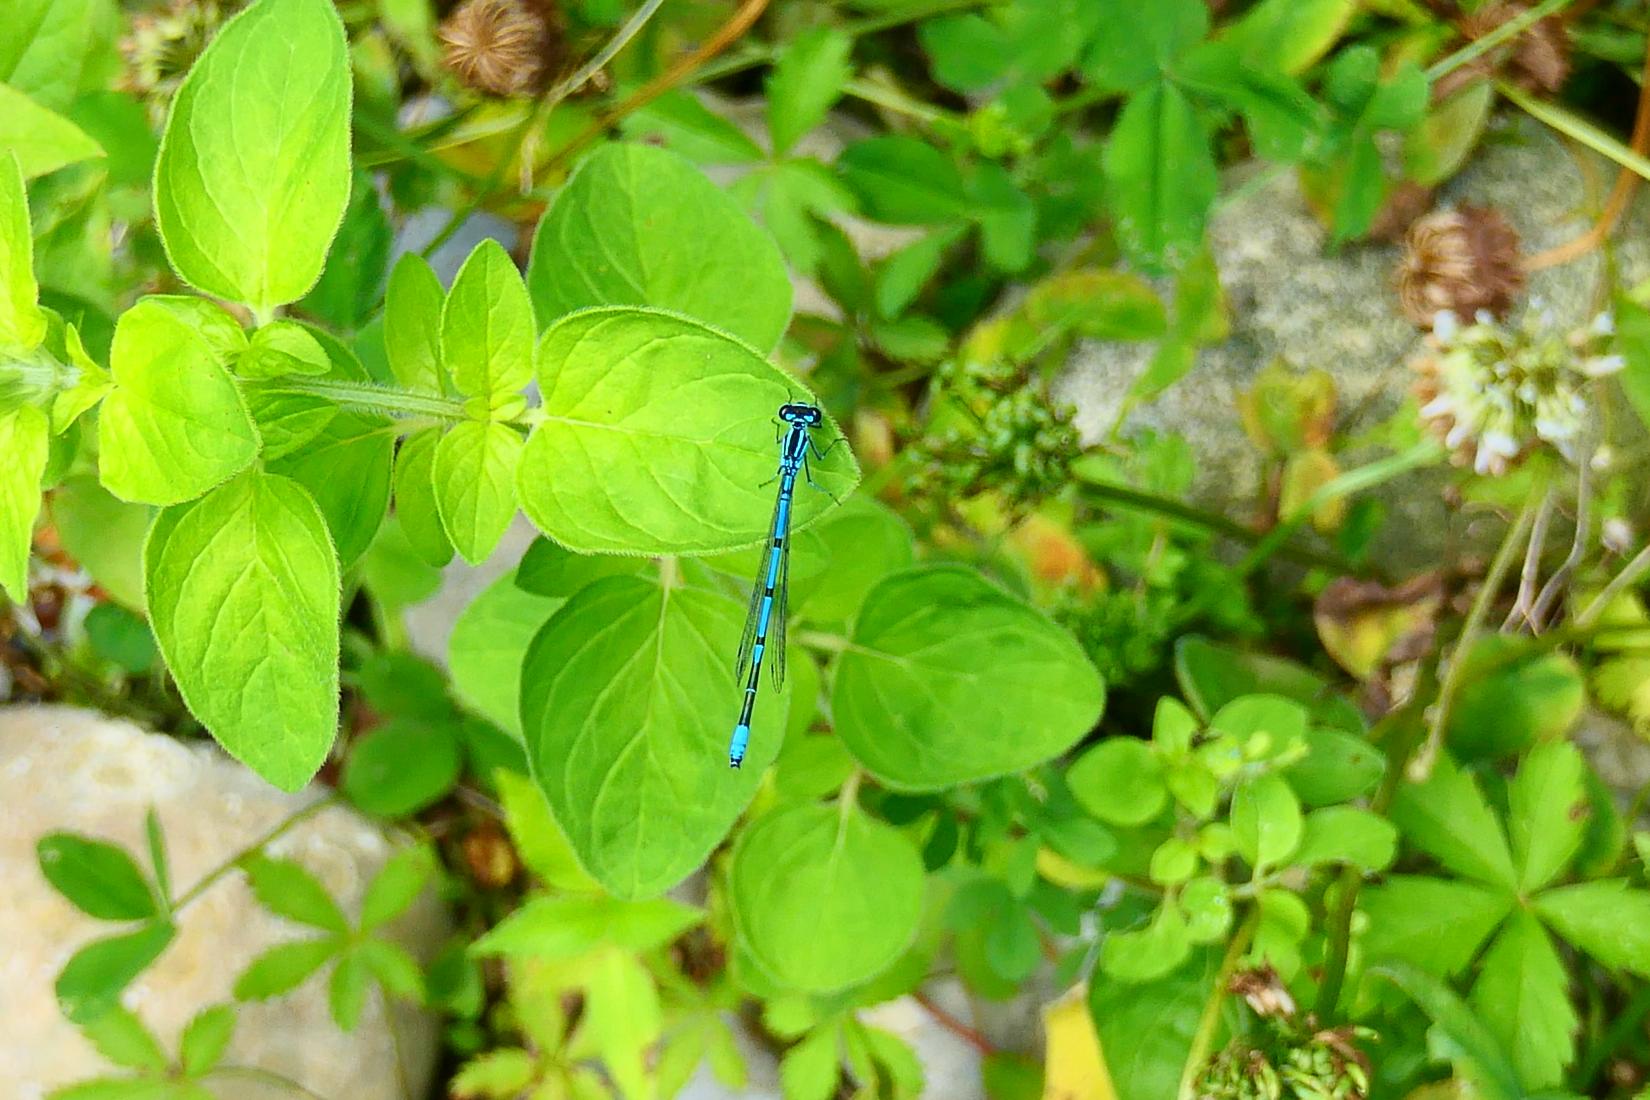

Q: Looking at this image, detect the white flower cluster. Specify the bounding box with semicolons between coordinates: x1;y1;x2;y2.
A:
1415;306;1622;476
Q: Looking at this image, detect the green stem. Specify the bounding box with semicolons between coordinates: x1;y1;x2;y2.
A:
692;0;992;83
843;78;961;127
1499;80;1650;184
247;376;490;425
1408;491;1541;782
1426;0;1575;80
795;629;850;654
1575;541;1650;627
1176;909;1259;1100
417;0;669;261
1235;441;1443;578
173;794;340;910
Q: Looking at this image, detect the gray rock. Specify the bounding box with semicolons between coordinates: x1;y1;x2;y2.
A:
1058;114;1650;571
0;705;448;1100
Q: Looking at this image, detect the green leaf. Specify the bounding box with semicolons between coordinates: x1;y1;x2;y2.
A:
1067;738;1167;826
1221;0;1352;75
767;27;852;157
97;299;259;505
1448;637;1585;760
359;845;435;932
514;536;645;598
243;855;348;931
781;1025;841;1100
48;476;149;609
342;718;461;817
57;921;175;1024
1290;806;1396;871
1104;79;1217;272
1021;269;1167;342
1534;880;1650;975
729;802;923;993
621;89;765;165
0;152;45;350
233;937;340;999
47;1080;191;1100
1508;740;1588;893
441;239;534;401
0;83;103;179
265;410;393;569
1230;772;1302;871
834;566;1104;790
495;768;601;892
1372;961;1522;1100
1360;876;1511;975
178;1005;237;1077
1285;727;1383;806
237;320;330;380
838;136;968;226
358;939;424;1001
471;894;703;959
1470;911;1576;1091
792;496;914;621
448;569;564;738
520;575;784;898
37;833;157;920
299;170;390;331
329;949;369;1030
874;227;964;320
391;427;453;566
527;143;792;352
0;406;46;600
0;0;121;112
1082;0;1207;91
383;252;447;394
1390;754;1518;890
518;307;858;555
79;1007;168;1072
451;1049;537;1098
1100;901;1191;983
144;471;340;792
433;420;522;564
152;0;352;310
1176;41;1320;163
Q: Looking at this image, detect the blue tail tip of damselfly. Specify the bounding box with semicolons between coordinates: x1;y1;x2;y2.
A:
729;724;750;769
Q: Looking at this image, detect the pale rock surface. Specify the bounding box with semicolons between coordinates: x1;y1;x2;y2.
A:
0;705;448;1100
1057;114;1650;570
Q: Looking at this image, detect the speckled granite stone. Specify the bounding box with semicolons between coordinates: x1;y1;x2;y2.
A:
0;706;448;1100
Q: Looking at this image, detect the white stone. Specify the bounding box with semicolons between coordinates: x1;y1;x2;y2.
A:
0;705;448;1100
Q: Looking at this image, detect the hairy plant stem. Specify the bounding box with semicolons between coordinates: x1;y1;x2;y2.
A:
247;376;526;427
1426;0;1575;81
912;989;996;1056
1500;80;1650;185
1176;909;1259;1100
173;793;341;911
1408;491;1541;783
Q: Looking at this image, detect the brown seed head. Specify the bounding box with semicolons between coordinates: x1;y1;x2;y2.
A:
1459;1;1571;93
1396;205;1524;327
438;0;556;98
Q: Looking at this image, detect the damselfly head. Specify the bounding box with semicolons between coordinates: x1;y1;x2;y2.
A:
779;403;823;426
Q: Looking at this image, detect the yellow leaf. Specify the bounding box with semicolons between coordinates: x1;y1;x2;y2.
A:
1041;984;1117;1100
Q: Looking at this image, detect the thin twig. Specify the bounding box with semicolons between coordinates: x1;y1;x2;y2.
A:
416;0;669;261
1576;542;1650;628
1530;457;1591;628
1426;0;1575;81
912;990;996;1057
1524;40;1650;271
541;0;774;178
173;794;341;910
1504;488;1555;629
1408;494;1541;781
1176;910;1259;1100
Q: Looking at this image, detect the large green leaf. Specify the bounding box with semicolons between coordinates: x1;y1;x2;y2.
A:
1088;951;1216;1100
0;0;120;111
0;152;44;351
0;83;103;179
1534;880;1650;976
145;471;339;791
1373;962;1521;1100
1390;754;1518;891
98;298;260;505
0;406;46;601
1103;79;1217;272
832;566;1104;790
1360;875;1511;976
1470;911;1576;1091
518;307;857;555
526;143;792;352
265;411;393;569
837;136;968;225
152;0;351;310
766;27;853;157
520;575;784;898
729;802;923;993
49;475;149;608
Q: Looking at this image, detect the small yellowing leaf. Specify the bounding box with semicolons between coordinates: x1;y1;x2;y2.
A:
1041;984;1117;1100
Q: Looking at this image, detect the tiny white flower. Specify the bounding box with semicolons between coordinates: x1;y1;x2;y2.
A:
1592;311;1615;336
1583;353;1625;378
1604;518;1634;554
1432;310;1460;342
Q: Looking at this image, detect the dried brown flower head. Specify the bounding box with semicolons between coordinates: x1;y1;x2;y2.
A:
1229;964;1298;1020
438;0;558;98
120;0;235;118
1435;1;1571;98
1397;205;1524;327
